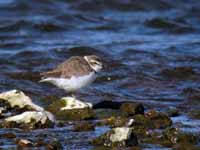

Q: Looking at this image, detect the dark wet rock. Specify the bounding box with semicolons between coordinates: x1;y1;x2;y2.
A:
94;101;143;113
55;108;94;121
16;139;34;148
94;101;122;109
46;139;62;150
73;122;95;132
0;132;16;139
160;67;195;79
166;108;180;117
46;97;94;121
163;127;199;145
141;131;171;147
173;143;200;150
130;111;172;129
94;109;122;119
96;117;129;128
131;114;154;129
131;126;149;138
91;127;138;147
2;111;54;129
120;102;144;117
145;110;172;129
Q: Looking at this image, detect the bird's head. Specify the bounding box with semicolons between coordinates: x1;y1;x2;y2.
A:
84;55;103;72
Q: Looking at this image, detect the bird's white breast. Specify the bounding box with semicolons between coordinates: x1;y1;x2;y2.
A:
41;72;96;92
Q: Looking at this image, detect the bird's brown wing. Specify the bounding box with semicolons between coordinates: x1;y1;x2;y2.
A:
40;56;93;79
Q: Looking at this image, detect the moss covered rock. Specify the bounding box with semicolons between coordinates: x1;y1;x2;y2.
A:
145;110;172;129
2;111;54;129
163;127;199;145
91;127;138;147
96;117;129;128
94;109;122;119
73;122;95;132
46;97;94;121
120;102;144;117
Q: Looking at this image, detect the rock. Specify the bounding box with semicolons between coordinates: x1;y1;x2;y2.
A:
35;139;46;147
60;97;92;110
166;107;179;117
91;127;138;147
73;122;95;132
0;90;43;113
16;139;33;147
93;101;123;109
0;132;16;138
145;110;172;129
46;139;62;150
120;102;144;117
96;117;129;128
173;143;200;150
3;111;54;129
163;127;199;145
94;109;122;119
46;97;94;121
55;108;94;121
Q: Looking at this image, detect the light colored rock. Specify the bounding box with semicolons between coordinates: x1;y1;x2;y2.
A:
91;126;138;147
0;90;43;111
110;127;132;142
17;139;33;147
5;111;55;125
60;97;92;110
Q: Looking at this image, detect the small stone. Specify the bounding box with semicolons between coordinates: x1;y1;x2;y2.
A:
73;122;95;132
16;139;33;147
91;127;138;147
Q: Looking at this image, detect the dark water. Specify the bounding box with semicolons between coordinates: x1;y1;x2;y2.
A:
0;0;200;149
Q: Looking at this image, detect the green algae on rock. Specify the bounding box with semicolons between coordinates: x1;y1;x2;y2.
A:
2;111;55;129
145;110;172;129
0;90;44;113
120;102;144;117
163;127;199;145
46;97;94;121
73;122;95;132
94;109;123;119
91;127;138;147
96;116;129;128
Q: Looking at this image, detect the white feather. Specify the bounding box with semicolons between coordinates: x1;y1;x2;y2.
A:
40;72;96;92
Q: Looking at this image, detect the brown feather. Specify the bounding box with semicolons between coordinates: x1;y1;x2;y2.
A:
40;56;93;79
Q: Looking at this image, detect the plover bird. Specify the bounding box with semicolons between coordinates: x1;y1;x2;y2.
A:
40;55;103;96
